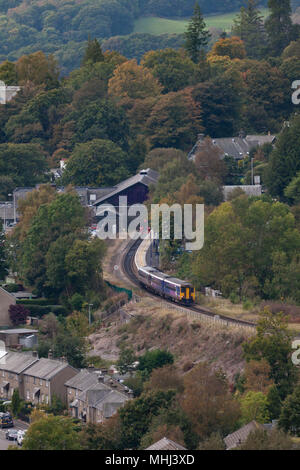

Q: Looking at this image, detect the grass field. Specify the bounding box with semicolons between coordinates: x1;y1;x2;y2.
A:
133;9;269;35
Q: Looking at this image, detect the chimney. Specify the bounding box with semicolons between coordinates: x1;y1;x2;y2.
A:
97;374;104;383
197;133;205;142
32;351;39;359
48;349;53;360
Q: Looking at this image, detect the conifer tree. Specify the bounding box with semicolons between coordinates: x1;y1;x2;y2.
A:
184;2;211;63
232;0;266;59
82;36;104;66
265;0;294;56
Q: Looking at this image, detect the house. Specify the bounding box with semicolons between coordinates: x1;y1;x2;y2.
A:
145;437;187;450
0;328;38;349
93;169;159;213
22;357;78;405
189;133;276;161
0;351;39;400
224;421;264;450
0;81;21;105
65;369;132;423
0;287;15;327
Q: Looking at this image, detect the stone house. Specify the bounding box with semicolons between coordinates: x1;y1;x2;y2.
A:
0;351;39;399
65;369;132;424
23;358;78;405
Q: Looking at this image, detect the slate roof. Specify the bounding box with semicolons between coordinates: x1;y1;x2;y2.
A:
65;369;99;391
146;437;187;451
0;351;38;374
24;357;75;380
0;329;37;335
189;135;276;161
93;169;159;206
224;421;263;450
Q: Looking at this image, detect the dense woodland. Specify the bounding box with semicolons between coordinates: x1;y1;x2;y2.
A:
0;0;287;73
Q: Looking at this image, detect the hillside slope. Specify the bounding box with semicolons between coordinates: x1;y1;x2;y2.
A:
88;297;254;382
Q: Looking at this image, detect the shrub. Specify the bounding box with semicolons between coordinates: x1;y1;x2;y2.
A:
18;304;69;318
9;304;29;326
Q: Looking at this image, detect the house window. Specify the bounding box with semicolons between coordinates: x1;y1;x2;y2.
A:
33;377;36;385
26;391;30;400
40;379;43;386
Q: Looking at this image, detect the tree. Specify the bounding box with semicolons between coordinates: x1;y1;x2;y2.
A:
278;386;300;435
62;139;130;187
209;36;246;59
8;304;29;326
118;390;175;449
244;360;274;394
232;0;266;59
194;137;226;182
141;49;197;93
117;346;136;375
239;428;294;450
284;172;300;204
0;221;8;281
0;143;48;197
240;391;270;424
11;389;22;417
265;0;295;56
184;2;211;63
243;308;298;400
181;363;241;440
144;364;184;394
0;61;17;85
108;59;162;100
146;88;202;150
198;433;226;450
22;415;81;450
82;37;104;66
19;191;86;296
192;72;242;137
266;115;300;199
138;349;174;380
16;51;59;89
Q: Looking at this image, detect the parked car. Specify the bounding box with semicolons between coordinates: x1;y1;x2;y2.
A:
0;412;14;429
6;429;18;441
17;430;27;446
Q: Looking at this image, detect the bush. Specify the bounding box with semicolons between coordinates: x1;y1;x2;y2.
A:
243;299;254;310
16;298;57;306
260;301;300;323
3;284;20;293
8;304;29;326
18;304;69;318
229;293;240;304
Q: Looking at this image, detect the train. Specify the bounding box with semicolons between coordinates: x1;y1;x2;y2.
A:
137;266;195;305
134;235;195;305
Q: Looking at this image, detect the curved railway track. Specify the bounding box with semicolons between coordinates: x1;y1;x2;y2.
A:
122;238;256;330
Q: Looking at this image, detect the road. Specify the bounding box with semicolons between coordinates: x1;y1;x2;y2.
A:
0;419;29;450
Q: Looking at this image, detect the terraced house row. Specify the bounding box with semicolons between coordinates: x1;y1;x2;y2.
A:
0;351;131;423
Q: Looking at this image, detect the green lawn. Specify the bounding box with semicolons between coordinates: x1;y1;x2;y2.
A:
134;9;269;35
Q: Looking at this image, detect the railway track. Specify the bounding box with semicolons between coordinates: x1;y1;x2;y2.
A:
122;238;256;331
